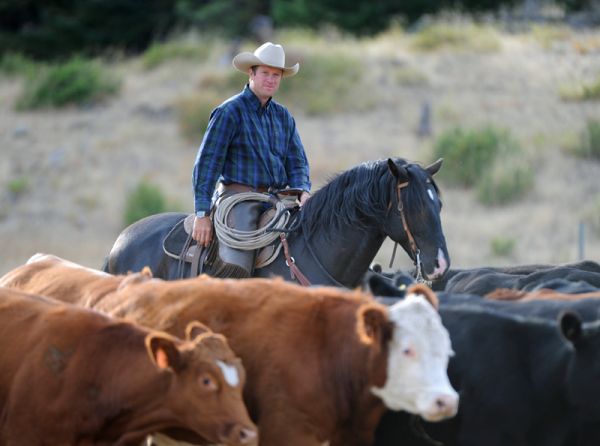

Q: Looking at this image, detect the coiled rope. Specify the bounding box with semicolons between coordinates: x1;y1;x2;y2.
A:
213;192;293;251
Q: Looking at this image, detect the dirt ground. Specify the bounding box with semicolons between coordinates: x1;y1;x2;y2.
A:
1;27;600;277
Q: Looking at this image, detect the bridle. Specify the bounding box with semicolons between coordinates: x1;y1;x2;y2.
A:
388;178;427;283
280;175;428;287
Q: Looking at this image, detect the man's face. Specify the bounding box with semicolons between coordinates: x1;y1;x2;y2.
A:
248;65;283;100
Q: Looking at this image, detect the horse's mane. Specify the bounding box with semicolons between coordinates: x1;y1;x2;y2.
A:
301;158;436;238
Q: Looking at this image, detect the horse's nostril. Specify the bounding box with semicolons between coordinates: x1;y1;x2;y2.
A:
434;259;440;269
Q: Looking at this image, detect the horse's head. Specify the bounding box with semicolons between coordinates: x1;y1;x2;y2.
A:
384;158;450;281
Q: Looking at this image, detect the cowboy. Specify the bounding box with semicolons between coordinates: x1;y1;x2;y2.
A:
191;42;311;277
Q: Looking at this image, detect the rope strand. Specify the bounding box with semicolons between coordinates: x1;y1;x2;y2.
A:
213;192;293;251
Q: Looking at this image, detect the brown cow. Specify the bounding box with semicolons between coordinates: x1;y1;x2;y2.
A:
486;287;600;301
0;286;257;446
1;254;458;446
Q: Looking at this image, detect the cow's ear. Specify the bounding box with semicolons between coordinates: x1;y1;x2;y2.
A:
146;333;182;371
388;159;408;182
425;158;443;176
358;305;393;347
406;284;439;310
185;320;212;341
559;311;583;345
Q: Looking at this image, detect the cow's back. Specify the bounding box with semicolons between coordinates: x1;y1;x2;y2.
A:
100;276;392;445
0;253;151;307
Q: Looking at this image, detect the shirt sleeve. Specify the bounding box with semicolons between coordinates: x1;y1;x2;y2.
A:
192;106;236;213
284;115;311;192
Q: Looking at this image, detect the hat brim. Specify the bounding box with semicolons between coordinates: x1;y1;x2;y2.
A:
232;52;299;78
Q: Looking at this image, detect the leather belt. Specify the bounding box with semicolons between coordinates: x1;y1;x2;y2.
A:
220;182;269;194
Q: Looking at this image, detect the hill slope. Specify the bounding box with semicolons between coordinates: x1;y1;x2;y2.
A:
1;28;600;276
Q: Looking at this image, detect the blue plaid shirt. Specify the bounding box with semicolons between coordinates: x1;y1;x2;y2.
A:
192;84;311;213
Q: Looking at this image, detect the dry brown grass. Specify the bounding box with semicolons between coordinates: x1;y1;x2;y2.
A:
1;24;600;277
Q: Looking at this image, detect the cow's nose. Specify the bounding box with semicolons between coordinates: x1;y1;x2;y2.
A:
238;426;258;445
221;424;258;446
434;393;459;417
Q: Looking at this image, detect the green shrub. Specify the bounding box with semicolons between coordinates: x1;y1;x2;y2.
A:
198;68;243;95
393;66;429;86
0;53;38;77
142;40;211;69
560;76;600;101
123;181;167;225
411;23;501;52
490;236;516;257
432;126;520;187
7;177;29;196
176;90;224;142
476;160;534;205
530;24;571;49
568;120;600;160
188;48;370;116
277;51;366;115
17;57;120;109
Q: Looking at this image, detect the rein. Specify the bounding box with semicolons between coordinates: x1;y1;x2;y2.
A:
282;177;428;288
277;211;347;288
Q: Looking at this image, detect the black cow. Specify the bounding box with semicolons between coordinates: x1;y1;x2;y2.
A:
442;260;600;295
363;265;415;298
373;275;600;323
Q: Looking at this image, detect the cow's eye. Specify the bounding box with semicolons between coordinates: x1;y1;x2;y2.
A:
403;347;416;358
199;373;218;391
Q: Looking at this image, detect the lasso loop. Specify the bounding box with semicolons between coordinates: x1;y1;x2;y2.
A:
213;192;293;251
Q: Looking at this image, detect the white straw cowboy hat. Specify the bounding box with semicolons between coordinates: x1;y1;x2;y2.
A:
232;42;299;77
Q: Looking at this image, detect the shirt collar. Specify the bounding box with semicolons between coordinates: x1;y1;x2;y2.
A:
243;84;272;112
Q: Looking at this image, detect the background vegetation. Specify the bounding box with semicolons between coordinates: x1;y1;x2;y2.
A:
1;1;600;274
1;0;597;59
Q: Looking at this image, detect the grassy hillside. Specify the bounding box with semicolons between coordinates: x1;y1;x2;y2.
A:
1;21;600;276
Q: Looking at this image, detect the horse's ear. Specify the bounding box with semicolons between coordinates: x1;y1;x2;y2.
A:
388;158;408;182
425;158;443;176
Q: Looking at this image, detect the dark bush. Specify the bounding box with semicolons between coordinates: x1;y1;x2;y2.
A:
124;181;167;226
17;57;119;109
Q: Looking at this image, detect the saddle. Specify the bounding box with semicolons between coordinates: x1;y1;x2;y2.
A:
163;196;299;279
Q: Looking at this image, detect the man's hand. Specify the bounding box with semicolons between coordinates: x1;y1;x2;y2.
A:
192;216;213;247
299;191;311;206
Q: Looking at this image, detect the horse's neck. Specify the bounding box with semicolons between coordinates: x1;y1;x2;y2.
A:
300;225;386;288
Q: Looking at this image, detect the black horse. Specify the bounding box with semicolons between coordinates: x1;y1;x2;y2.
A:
103;157;450;288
